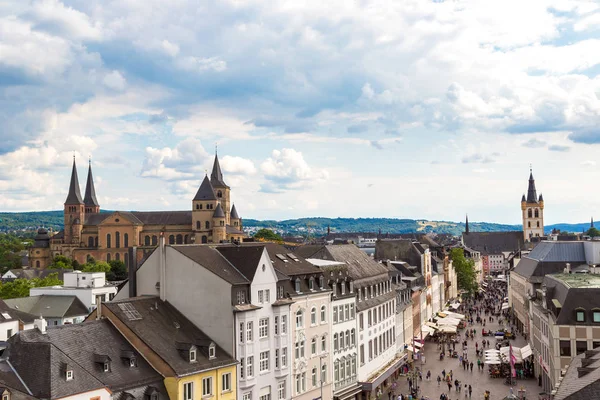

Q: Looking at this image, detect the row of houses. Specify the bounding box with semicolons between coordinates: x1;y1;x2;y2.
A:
509;240;600;397
0;238;457;400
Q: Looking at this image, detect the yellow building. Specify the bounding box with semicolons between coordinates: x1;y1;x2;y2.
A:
29;153;246;269
95;296;237;400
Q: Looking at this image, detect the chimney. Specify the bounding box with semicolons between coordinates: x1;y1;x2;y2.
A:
34;316;46;334
159;232;166;301
96;294;103;320
128;246;137;298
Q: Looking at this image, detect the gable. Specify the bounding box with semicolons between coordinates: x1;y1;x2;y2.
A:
98;212;141;227
251;249;279;286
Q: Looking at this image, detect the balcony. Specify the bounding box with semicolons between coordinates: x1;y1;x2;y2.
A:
334;375;357;390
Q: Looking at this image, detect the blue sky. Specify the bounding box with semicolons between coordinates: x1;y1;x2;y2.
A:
0;0;599;224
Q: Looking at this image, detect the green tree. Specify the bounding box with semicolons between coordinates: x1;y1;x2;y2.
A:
0;273;63;299
107;260;127;281
450;248;478;295
586;227;600;237
81;259;111;274
48;255;75;269
253;228;283;243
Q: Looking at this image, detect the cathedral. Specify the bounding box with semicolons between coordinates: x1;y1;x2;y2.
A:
29;154;246;269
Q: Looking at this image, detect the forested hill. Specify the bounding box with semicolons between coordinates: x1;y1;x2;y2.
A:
0;211;590;236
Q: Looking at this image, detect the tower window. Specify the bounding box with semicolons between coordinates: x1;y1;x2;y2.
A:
528;209;532;218
196;221;200;230
205;221;210;229
106;234;111;248
152;236;158;245
537;221;540;227
145;235;150;246
169;235;175;244
217;190;222;198
528;222;531;228
535;209;539;218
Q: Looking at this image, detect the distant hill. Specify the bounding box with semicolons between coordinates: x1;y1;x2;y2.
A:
0;211;592;237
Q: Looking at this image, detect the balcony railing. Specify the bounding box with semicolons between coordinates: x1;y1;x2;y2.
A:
334;375;357;390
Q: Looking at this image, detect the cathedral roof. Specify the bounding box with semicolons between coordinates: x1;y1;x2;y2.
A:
521;194;526;202
539;193;543;202
193;175;217;201
83;162;99;207
526;169;538;203
65;158;84;205
210;154;228;188
230;204;240;220
213;203;225;218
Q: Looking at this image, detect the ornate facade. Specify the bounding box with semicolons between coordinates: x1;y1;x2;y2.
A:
29;154;246;269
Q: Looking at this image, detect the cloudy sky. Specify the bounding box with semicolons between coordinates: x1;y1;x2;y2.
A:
1;0;599;224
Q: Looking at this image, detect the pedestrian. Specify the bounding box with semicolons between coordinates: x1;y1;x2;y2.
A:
408;378;412;390
468;385;472;397
454;379;459;391
427;370;431;380
437;375;441;386
388;392;392;400
459;355;463;365
450;370;453;380
470;362;473;372
447;381;452;391
442;369;446;379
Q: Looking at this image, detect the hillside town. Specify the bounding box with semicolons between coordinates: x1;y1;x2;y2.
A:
0;157;598;400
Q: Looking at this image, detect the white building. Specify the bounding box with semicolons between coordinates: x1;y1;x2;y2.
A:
30;271;117;312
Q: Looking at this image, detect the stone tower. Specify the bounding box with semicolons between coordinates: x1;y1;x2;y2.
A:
521;168;544;241
210;153;231;225
83;160;100;214
192;175;218;244
212;203;226;243
64;157;85;245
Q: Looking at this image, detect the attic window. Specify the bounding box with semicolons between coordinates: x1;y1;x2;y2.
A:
2;391;9;400
309;278;315;291
66;369;74;381
129;356;137;367
319;276;324;289
276;254;289;263
1;312;10;319
295;279;301;293
190;349;197;363
103;362;110;372
209;343;216;360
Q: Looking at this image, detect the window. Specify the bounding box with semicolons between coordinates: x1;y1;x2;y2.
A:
309;278;315;291
334;333;339;351
528;209;532;218
247;321;253;342
281;315;287;334
183;382;193;400
360;344;365;365
368;310;372;326
281;347;287;367
124;233;129;247
106;233;111;248
321;335;327;352
152;235;157;245
576;309;586;322
275;348;279;369
535;209;539;218
341;283;346;295
359;313;364;330
577;341;588;355
345;304;350;320
296;310;304;328
560;340;571;357
196;221;201;229
312;367;317;387
333;306;338;323
222;373;231;392
66;370;73;381
190;349;197;362
240;358;244;379
594;310;600;322
247;356;254;377
350;281;354;292
340;332;345;349
209;344;215;359
295;374;301;395
321;363;327;384
258;290;264;303
319;276;324;288
265;289;270;303
259;318;269;338
351;329;356;346
321;305;326;323
169;235;175;244
7;329;12;338
202;376;212;396
116;231;121;248
350;304;355;319
243;393;251;400
260;351;270;372
278;381;286;400
295;279;301;293
237;291;245;304
311;337;317;355
274;316;279;335
311;307;317;325
205;221;210;229
277;285;284;299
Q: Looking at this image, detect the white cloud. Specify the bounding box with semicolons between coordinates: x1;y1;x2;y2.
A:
28;0;102;40
260;148;328;192
103;71;126;91
176;56;227;73
140;138;210;181
221;155;257;175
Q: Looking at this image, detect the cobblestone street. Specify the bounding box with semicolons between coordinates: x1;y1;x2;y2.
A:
387;318;541;400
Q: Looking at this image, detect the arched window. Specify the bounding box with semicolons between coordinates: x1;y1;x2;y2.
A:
184;235;189;244
106;234;111;248
115;232;121;248
321;305;326;323
535;209;539;218
345;330;350;348
311;337;317;355
296;310;304;328
88;237;94;247
176;234;183;244
195;204;199;210
107;253;111;262
36;260;40;268
145;236;150;246
115;253;120;261
205;221;210;229
220;220;224;227
86;254;92;262
334;360;339;382
124;233;129;247
311;307;317;325
152;236;157;245
169;235;175;244
340;332;345;348
201;235;208;244
321;335;327;352
217;190;222;198
196;221;201;230
528;208;532;218
321;363;327;384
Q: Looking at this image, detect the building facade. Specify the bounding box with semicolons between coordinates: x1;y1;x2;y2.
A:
521;169;545;242
29;154;246;269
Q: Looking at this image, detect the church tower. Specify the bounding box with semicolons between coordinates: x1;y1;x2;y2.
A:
64;157;85;245
83;159;100;214
521;168;544;241
192;175;218;243
210;153;231;225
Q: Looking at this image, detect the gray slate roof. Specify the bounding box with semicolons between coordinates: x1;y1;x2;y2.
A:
171;246;249;285
4;295;89;319
526;171;539;203
554;348;600;400
84;163;99;207
65;159;83;205
0;360;35;400
4;269;73;281
216;245;265;282
213;203;225;218
210;154;228;188
543;274;600;325
193;176;217;201
230;204;239;219
462;231;524;255
513;241;587;279
85;211;193;226
104;297;236;377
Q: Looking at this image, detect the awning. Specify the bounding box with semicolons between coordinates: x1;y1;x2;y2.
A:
521;344;533;359
406;345;419;353
439;326;457;333
422;325;436;334
425;322;438;328
450;302;461;309
501;304;510;311
485;360;501;365
445;311;466;320
360;354;407;392
420;330;431;339
414;341;424;348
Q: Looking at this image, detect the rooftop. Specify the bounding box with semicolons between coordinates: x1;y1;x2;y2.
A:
550;273;600;289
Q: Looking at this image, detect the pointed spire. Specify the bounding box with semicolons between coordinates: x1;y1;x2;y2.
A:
230;204;240;220
521;194;526;202
83;159;99;207
526;167;538;203
465;214;469;234
213;203;225;218
210;153;228;188
193;175;217;201
65;157;83;205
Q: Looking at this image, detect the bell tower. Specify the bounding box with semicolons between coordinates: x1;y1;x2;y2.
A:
64;157;85;245
210;152;231;225
521;167;544;241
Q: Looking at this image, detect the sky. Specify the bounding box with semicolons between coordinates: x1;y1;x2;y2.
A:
0;0;599;225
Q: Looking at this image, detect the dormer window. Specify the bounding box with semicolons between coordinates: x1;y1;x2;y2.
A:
209;343;216;360
295;278;301;293
350;281;354;293
576;309;586;323
104;362;110;372
309;278;315;291
2;390;10;400
341;283;346;295
129;356;137;367
319;276;324;289
190;348;197;363
66;369;73;381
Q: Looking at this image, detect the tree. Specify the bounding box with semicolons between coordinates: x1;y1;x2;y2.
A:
586;227;600;237
81;257;111;274
0;273;63;299
107;260;127;281
48;255;75;269
450;248;478;295
253;228;283;243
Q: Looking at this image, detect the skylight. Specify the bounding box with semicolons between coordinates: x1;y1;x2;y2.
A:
287;253;300;262
1;312;11;319
276;254;289;262
117;303;142;321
